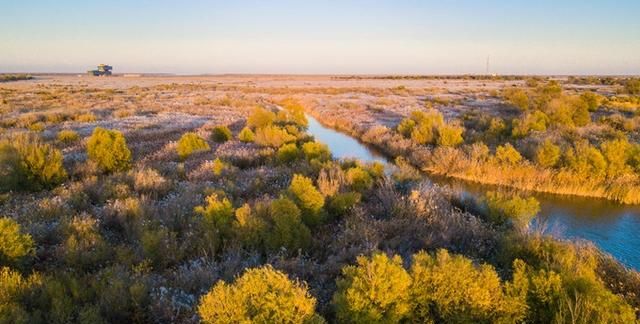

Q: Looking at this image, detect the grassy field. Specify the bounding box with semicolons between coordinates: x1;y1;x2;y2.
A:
0;75;639;323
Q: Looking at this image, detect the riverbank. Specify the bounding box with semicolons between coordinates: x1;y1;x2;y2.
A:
306;110;640;205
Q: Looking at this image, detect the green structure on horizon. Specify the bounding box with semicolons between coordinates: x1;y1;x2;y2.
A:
87;64;112;76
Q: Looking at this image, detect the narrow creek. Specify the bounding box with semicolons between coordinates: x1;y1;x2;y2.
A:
306;114;640;270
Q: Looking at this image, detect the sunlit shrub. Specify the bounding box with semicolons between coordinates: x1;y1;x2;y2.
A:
0;135;67;191
495;143;522;165
535;139;561;168
87;127;132;172
333;252;412;323
195;193;234;245
237;127;255;142
0;267;42;323
302;141;331;161
346;167;374;192
211;125;232;143
254;125;296;147
288;174;325;227
278;98;308;127
435;124;464;147
0;217;34;265
56;129;79;144
277;143;301;164
510;259;636;323
564;141;607;178
247;106;276;129
198;265;321;323
75;112;97;122
504;88;530;110
397;118;416;138
411;249;526;323
511;110;549;138
600;138;632;177
232;203;267;249
176;132;210;160
485;191;540;229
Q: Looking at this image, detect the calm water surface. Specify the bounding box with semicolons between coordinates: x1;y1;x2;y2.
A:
307;115;640;270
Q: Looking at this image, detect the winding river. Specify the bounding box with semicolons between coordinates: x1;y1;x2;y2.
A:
306;115;640;270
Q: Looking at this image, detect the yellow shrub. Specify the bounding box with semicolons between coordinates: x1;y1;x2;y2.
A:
86;127;132;172
176;132;210;160
198;266;321;324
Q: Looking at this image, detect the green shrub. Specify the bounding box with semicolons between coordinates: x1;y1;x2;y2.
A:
254;125;296;147
0;135;67;191
232;203;267;249
176;132;210;160
0;267;42;322
87;127;132;172
288;174;325;227
278;98;308;127
277;143;301;164
247;107;276;129
485;191;540;229
535;139;561;168
495;143;523;164
624;79;640;95
327;192;361;219
0;217;34;265
198;266;321;323
600;138;632;177
511;110;549;138
237;127;255;142
0;144;26;192
397;118;416;138
346;167;374;192
504;88;530;110
265;197;312;252
333;252;412;323
57;129;79;144
435;124;464;147
302;141;331;161
564;141;607;178
211;125;232;143
510;259;636;324
411;249;526;323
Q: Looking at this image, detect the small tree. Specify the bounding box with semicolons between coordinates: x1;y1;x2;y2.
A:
198;266;321;323
535;140;561;168
333;252;412;323
0;217;34;265
211;125;232;143
237;127;255;143
87;127;132;172
288;174;325;227
176;132;210;160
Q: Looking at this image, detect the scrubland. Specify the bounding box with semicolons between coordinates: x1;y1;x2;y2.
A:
0;75;639;323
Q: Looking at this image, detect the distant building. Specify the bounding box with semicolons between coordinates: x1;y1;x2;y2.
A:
87;64;112;76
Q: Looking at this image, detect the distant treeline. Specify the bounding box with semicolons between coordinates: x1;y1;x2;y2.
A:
0;74;33;82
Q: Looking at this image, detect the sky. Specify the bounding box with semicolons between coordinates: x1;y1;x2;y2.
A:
1;0;639;75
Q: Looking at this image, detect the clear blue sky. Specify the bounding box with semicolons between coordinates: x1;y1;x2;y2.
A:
1;0;639;74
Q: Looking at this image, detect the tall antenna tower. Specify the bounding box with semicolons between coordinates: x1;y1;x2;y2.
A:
485;55;490;75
